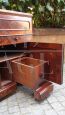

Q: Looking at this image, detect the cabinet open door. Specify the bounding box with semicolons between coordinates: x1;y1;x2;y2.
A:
28;42;64;84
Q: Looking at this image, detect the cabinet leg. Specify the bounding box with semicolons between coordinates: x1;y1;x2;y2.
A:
34;81;53;101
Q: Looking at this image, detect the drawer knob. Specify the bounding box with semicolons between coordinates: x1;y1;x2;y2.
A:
13;38;18;41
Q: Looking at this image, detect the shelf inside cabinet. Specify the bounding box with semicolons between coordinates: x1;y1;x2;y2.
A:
0;53;25;63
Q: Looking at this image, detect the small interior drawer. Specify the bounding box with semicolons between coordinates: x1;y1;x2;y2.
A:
11;57;47;89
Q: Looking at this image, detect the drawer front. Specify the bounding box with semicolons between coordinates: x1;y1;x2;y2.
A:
0;11;32;46
2;36;32;46
2;38;11;46
0;14;32;37
0;20;29;30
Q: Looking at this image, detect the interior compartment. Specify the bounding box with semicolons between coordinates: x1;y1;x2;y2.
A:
11;57;47;89
0;43;27;87
0;61;16;99
0;61;13;87
12;57;46;67
0;43;26;99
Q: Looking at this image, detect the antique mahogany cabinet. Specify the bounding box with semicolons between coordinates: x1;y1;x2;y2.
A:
0;9;64;100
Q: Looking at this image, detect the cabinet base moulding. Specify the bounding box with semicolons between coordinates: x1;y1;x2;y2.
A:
0;82;16;99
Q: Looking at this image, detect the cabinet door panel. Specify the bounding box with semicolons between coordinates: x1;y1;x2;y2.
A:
28;43;64;84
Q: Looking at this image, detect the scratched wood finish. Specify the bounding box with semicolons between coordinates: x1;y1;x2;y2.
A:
28;42;64;84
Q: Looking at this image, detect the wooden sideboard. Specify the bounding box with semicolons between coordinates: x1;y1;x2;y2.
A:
0;9;64;100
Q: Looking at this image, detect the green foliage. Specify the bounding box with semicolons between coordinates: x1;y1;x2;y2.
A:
0;0;3;9
0;0;65;28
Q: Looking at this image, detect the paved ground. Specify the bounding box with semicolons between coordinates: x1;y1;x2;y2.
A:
0;65;65;115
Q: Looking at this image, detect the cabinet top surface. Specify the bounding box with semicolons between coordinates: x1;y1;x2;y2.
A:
0;9;65;45
0;9;32;17
30;35;65;44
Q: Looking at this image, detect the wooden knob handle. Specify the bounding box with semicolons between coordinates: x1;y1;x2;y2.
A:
13;38;18;41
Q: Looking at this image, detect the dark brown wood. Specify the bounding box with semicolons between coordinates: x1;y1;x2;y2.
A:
0;61;16;99
11;57;47;89
0;9;32;46
0;9;64;100
1;36;32;46
0;53;24;63
0;82;16;99
34;80;53;101
28;42;64;84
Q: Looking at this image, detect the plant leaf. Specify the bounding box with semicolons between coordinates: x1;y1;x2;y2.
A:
46;3;54;12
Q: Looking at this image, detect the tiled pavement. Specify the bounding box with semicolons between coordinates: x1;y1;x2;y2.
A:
0;65;65;115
